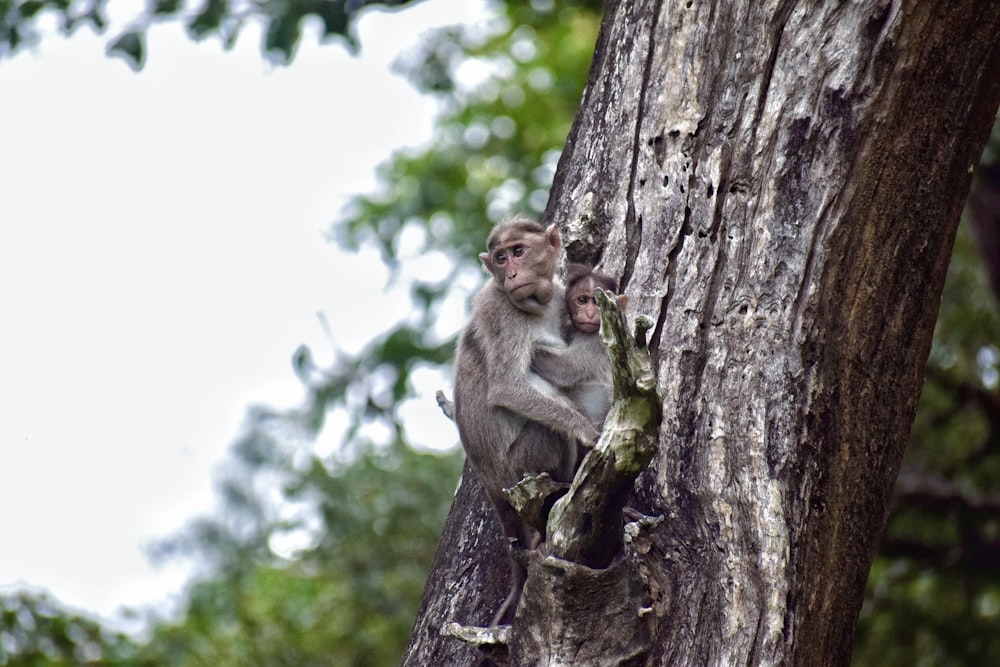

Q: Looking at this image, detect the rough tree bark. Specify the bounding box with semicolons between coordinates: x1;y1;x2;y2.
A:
404;1;1000;665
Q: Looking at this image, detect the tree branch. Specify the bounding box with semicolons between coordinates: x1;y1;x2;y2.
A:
878;536;1000;574
924;365;1000;426
892;463;1000;515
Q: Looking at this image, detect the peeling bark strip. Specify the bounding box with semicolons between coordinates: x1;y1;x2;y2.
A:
406;1;1000;664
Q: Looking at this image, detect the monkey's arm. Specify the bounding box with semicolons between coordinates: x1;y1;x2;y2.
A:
532;335;609;389
531;347;593;389
533;331;568;351
488;380;599;447
469;286;600;446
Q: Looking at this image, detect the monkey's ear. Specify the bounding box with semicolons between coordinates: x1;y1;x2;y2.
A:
479;252;492;271
544;223;561;251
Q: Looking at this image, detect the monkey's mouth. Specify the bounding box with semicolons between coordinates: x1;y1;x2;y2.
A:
576;322;600;334
508;283;542;301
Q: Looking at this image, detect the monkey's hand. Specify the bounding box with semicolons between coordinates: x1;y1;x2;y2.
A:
531;347;591;388
575;423;600;448
435;390;455;421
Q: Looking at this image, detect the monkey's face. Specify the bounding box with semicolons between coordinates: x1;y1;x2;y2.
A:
568;278;601;334
481;224;560;314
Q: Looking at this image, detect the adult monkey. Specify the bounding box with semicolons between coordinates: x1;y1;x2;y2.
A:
453;216;599;626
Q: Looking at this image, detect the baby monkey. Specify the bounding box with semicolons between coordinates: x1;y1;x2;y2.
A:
533;263;622;429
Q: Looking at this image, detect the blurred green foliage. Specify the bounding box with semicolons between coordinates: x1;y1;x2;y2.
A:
0;0;420;69
129;420;463;666
1;0;998;665
0;591;137;664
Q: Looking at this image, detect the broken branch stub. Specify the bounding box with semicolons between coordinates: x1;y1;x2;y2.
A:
503;473;572;536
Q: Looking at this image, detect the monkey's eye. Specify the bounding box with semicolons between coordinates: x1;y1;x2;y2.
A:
494;252;507;265
576;296;589;305
511;245;525;258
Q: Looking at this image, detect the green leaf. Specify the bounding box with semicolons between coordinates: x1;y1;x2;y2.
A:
264;14;303;64
187;0;228;40
106;30;145;70
314;0;350;39
19;1;45;19
151;0;183;16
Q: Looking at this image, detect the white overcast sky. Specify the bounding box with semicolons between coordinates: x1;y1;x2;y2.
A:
0;0;483;628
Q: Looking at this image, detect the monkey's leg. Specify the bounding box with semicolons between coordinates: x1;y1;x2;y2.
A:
490;550;526;628
489;502;538;627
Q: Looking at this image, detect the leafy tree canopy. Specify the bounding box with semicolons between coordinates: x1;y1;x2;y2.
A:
0;0;421;68
0;590;138;664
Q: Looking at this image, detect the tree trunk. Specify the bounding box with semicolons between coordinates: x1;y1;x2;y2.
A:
405;1;1000;665
403;463;511;666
